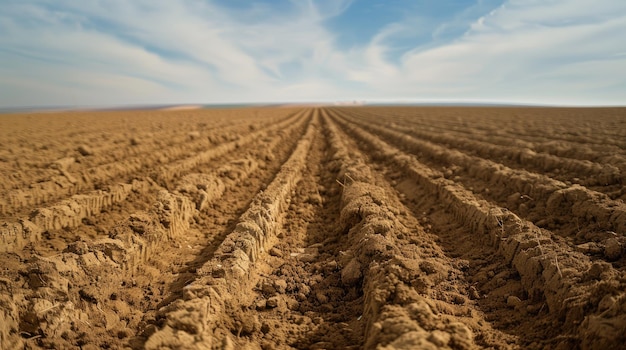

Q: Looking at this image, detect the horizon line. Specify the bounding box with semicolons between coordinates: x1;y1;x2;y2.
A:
2;101;626;114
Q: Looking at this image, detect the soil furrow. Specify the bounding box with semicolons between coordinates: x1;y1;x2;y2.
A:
332;108;626;349
143;110;312;305
347;107;626;160
76;116;259;170
337;107;622;189
332;111;626;257
0;110;301;217
142;110;317;349
2;106;626;350
0;110;311;349
0;112;308;253
1;111;311;258
403;117;626;164
323;111;514;349
0;109;294;192
189;109;361;349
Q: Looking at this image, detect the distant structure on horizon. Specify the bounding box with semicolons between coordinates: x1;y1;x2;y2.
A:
333;100;366;106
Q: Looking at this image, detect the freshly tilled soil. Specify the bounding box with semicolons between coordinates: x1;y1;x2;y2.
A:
0;106;625;349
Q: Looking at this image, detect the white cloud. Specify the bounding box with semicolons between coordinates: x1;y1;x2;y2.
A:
0;0;625;107
359;0;626;105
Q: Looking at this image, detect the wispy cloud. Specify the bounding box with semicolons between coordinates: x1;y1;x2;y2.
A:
348;0;626;104
0;0;625;107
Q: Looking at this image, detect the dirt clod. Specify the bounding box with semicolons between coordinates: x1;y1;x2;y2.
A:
604;237;622;260
341;258;363;286
507;295;523;309
77;145;94;156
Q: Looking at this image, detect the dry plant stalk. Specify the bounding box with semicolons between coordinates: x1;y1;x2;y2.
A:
491;208;506;236
534;228;545;255
553;254;563;278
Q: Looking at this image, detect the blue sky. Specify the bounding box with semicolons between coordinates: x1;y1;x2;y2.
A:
1;0;625;107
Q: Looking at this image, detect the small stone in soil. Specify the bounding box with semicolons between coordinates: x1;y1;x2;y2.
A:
269;247;282;257
604;237;622;261
266;296;279;308
273;279;287;294
507;295;522;308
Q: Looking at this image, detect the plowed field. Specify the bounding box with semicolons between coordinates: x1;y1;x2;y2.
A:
1;106;625;350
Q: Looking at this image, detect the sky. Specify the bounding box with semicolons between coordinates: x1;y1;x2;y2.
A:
1;0;625;107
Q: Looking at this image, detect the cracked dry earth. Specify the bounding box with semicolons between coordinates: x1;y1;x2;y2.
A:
1;106;626;349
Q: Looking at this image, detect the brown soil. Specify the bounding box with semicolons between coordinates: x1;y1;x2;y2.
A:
1;106;625;349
